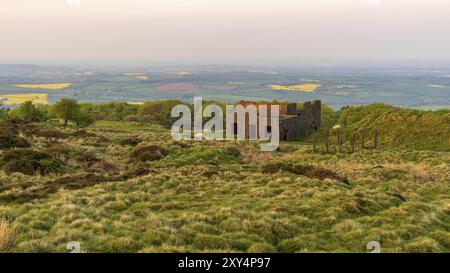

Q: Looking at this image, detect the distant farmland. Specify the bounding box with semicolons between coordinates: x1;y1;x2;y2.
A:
13;83;71;90
156;83;198;92
269;84;321;92
0;93;48;105
124;73;149;81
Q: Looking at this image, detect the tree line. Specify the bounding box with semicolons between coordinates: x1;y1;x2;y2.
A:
0;99;193;127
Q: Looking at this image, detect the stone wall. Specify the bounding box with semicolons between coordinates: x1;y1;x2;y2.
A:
234;100;321;141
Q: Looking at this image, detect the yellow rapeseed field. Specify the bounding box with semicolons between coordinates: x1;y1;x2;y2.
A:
0;94;48;105
14;83;71;90
127;102;144;105
269;84;321;92
124;73;149;81
167;71;192;76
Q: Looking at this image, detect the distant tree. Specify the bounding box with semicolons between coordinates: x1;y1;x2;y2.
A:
52;98;81;126
138;100;186;126
10;101;47;122
74;111;95;128
80;102;139;121
0;103;10;121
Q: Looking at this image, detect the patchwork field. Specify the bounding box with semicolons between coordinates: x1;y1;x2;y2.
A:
13;83;72;90
124;73;149;81
1;64;449;108
167;71;193;76
0;94;48;105
269;84;321;92
156;83;198;92
335;85;358;89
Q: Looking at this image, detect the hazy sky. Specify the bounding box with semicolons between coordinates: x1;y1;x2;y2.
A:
1;0;450;65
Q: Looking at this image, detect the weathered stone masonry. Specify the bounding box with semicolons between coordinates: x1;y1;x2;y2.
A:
234;100;321;141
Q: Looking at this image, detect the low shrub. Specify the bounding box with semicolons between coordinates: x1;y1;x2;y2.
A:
73;151;100;166
70;130;97;138
119;164;153;179
0;133;30;149
132;145;167;162
119;137;141;146
1;148;64;175
89;160;118;175
122;115;140;123
224;146;241;158
171;140;191;148
33;129;67;139
261;162;284;174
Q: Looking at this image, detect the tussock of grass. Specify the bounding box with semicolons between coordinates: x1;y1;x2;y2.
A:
0;218;17;253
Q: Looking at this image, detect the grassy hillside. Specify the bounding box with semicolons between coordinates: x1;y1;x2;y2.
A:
316;104;450;151
0;117;449;253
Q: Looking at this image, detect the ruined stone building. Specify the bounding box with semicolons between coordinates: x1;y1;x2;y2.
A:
233;100;321;141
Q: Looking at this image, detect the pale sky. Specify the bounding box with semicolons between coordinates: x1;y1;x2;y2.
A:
1;0;450;65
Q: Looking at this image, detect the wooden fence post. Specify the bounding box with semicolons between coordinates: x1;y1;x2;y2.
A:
337;129;342;153
374;130;378;149
312;132;317;153
351;133;356;153
360;130;365;149
325;131;330;153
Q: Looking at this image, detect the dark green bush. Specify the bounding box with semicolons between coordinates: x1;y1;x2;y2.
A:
0;133;30;149
33;129;67;139
70;130;97;138
119;137;141;146
1;148;64;175
224;146;241;158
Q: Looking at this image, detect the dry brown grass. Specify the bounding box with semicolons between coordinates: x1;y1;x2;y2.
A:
383;162;434;182
0;218;18;253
